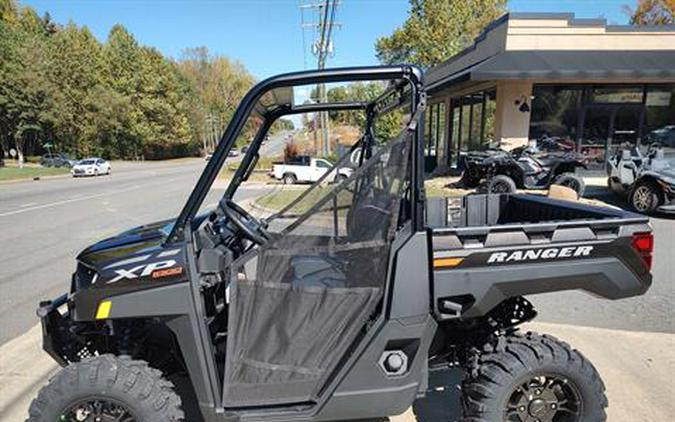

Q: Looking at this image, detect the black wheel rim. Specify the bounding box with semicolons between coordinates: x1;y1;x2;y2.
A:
491;181;511;193
60;397;137;422
504;374;582;422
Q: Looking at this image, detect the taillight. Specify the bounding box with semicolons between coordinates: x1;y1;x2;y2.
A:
632;232;654;270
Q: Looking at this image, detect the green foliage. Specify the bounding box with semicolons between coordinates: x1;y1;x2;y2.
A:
624;0;674;25
0;1;255;161
271;117;295;133
324;82;404;142
375;0;507;68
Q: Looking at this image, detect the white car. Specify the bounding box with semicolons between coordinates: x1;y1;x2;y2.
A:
271;157;352;184
71;158;111;177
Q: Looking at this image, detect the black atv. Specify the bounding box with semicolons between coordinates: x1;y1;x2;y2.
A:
461;146;587;196
30;66;653;422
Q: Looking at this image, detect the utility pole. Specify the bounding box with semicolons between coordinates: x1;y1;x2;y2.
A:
300;0;341;157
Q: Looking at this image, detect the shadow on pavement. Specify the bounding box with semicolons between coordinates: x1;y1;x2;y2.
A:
340;369;464;422
175;367;466;422
411;369;462;422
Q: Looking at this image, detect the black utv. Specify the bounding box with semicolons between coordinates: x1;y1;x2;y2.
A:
461;146;587;196
30;66;654;422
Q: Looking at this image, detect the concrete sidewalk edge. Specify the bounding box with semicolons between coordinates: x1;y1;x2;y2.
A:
1;322;672;422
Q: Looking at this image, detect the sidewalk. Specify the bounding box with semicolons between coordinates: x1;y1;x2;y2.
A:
392;322;674;422
1;322;672;421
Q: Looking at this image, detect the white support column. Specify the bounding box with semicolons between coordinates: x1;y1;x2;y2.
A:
495;80;533;151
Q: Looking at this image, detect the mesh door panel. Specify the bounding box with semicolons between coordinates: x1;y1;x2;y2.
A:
224;131;411;406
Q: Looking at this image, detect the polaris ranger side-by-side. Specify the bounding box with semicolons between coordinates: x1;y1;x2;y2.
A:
30;67;653;422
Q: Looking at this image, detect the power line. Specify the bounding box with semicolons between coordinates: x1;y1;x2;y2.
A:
299;0;341;156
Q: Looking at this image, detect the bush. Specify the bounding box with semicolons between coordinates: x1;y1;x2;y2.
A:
142;141;200;160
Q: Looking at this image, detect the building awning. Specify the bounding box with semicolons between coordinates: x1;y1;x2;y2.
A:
427;50;675;92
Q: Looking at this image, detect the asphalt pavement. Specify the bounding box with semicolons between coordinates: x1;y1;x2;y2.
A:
529;209;674;334
1;159;674;347
0;158;267;346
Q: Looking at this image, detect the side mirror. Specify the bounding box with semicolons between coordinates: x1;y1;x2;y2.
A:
243;154;259;181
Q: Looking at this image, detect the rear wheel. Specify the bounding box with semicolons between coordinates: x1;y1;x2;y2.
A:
487;175;517;194
27;355;184;422
554;173;586;197
461;332;607;422
630;182;661;213
283;173;297;185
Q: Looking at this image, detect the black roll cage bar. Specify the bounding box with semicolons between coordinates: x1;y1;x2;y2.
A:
168;65;425;243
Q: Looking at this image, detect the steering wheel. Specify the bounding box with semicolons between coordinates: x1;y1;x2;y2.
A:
219;198;271;245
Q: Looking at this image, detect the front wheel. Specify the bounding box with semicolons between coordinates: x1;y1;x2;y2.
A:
487;175;517;194
282;173;297;185
630;182;661;213
27;355;184;422
461;332;607;422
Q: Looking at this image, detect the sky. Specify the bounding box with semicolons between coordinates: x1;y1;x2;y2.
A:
22;0;636;79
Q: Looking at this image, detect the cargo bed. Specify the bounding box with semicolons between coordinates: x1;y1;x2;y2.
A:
426;194;652;320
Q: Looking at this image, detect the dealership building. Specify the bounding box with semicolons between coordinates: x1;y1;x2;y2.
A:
424;13;675;172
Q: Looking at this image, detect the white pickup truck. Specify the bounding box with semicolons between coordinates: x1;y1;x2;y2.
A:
271;156;352;184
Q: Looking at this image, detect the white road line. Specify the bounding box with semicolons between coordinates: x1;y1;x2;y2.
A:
0;184;141;218
20;203;37;208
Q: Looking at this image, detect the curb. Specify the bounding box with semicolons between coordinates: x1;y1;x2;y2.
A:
0;173;72;185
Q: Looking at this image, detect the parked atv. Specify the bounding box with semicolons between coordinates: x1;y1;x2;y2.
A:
608;142;675;214
461;146;587;196
30;66;653;422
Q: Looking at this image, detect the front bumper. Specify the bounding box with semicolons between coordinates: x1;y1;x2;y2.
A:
37;294;85;367
72;168;95;176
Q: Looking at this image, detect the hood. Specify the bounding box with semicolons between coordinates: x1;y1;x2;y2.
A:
77;218;175;269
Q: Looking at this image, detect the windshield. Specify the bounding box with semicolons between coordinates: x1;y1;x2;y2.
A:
195;77;409;229
79;159;96;165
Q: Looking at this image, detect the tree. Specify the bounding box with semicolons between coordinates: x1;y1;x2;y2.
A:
45;23;105;156
375;0;507;68
624;0;674;25
0;1;255;161
323;82;404;142
0;3;56;165
176;47;255;153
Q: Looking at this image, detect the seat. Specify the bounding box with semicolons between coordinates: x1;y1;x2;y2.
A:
290;255;346;288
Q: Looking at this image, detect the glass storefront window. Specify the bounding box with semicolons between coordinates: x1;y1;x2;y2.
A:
644;85;675;153
440;90;498;167
450;104;460;165
437;102;446;163
484;90;497;148
530;86;581;143
470;95;482;150
592;86;643;104
460;101;471;152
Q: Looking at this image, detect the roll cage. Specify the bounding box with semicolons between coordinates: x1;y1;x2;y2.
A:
168;66;426;243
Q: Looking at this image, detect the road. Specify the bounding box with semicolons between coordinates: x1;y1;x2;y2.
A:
0;158;268;346
1;158;673;348
529;209;674;334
